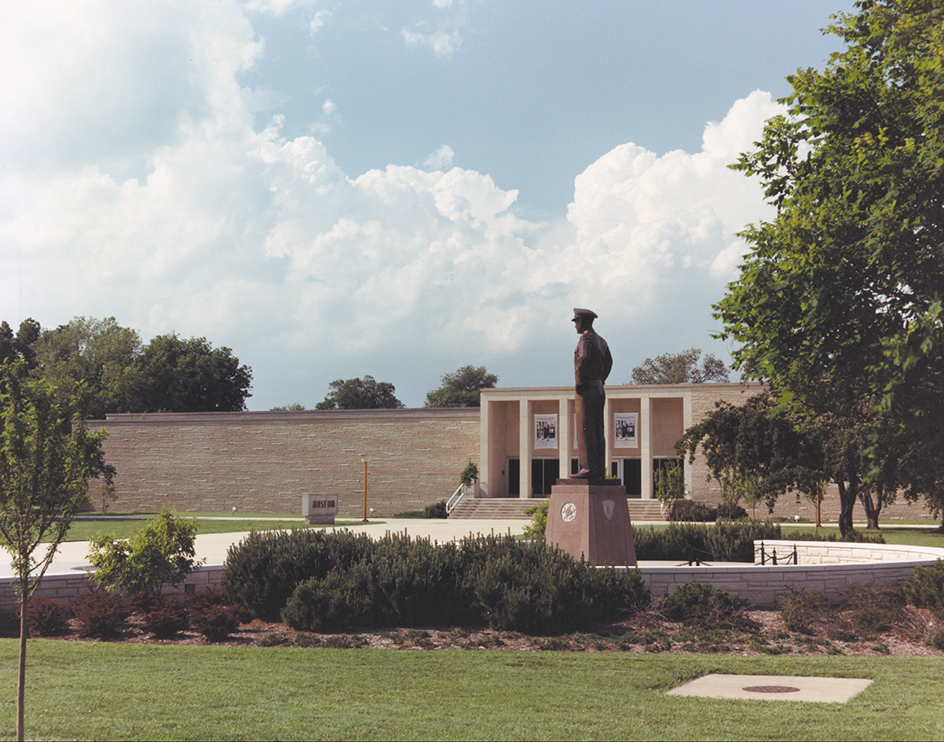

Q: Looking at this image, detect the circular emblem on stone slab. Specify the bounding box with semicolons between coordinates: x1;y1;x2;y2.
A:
561;502;577;522
742;685;801;694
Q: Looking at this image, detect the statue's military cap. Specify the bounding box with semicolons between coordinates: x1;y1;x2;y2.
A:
572;308;598;321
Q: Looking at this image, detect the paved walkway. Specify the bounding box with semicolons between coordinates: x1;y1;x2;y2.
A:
2;518;933;580
0;519;532;579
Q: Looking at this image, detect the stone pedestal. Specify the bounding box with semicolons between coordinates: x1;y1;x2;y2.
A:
545;479;637;566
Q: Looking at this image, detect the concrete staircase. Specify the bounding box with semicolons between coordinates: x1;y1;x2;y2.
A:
449;497;667;521
449;498;544;519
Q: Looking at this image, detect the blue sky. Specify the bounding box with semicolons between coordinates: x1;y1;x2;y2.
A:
1;0;853;409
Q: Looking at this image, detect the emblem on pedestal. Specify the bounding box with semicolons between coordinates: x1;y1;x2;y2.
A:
561;502;577;522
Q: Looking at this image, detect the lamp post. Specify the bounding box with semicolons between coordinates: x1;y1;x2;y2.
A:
360;453;371;522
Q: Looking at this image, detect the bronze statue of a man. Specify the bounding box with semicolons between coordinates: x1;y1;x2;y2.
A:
572;308;613;479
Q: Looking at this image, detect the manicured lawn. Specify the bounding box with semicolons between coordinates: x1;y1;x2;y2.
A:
0;641;941;740
51;515;380;542
780;524;944;550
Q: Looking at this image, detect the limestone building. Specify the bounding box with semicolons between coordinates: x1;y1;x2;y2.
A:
90;382;764;517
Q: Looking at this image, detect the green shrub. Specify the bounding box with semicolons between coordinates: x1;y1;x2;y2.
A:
459;460;479;486
903;559;944;617
633;521;781;563
522;501;548;538
660;581;746;625
777;587;831;635
673;502;714;522
87;508;204;599
222;528;374;620
282;534;467;631
716;502;748;520
788;529;885;544
17;597;69;637
841;584;907;637
278;532;650;635
423;500;448;519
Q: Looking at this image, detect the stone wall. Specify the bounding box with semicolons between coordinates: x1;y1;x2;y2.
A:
638;540;944;608
90;408;480;517
0;565;226;613
7;540;940;612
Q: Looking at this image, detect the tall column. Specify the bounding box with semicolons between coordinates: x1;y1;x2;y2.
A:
603;398;612;477
640;395;652;499
558;395;571;481
478;394;490;498
519;399;532;498
682;391;694;495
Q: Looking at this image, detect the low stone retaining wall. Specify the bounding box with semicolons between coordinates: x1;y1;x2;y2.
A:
637;540;944;608
0;565;226;613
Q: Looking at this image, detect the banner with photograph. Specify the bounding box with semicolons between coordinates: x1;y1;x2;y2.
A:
614;412;638;448
534;414;558;449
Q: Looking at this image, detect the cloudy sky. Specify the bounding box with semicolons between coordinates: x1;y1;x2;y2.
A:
1;0;853;410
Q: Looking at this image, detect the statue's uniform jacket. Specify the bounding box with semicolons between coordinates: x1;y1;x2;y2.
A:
574;330;612;478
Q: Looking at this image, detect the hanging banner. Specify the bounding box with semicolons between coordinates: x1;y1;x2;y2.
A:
534;414;558;449
614;412;638;448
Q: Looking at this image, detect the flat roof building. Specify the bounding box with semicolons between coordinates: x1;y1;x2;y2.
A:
478;383;765;502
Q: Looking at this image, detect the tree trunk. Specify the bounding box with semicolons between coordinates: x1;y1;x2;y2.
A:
837;479;857;536
17;591;27;742
858;489;882;530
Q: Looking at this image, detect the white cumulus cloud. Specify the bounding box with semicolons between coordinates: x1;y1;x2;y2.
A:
0;1;779;407
422;145;456;170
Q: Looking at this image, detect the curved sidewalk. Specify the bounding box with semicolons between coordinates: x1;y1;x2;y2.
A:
0;519;531;579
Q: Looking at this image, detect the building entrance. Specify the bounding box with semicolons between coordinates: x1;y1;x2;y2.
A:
610;458;643;497
531;459;559;496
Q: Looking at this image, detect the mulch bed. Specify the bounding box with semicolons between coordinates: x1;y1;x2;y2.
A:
26;607;944;656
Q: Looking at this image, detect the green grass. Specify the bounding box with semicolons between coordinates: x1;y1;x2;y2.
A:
1;641;942;740
51;516;381;542
780;524;944;550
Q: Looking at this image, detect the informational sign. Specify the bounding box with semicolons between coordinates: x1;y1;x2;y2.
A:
302;494;338;525
614;412;638;448
534;414;558;449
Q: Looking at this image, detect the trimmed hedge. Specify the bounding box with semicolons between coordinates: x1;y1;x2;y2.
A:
225;530;650;635
633;521;782;563
787;529;885;544
222;529;375;620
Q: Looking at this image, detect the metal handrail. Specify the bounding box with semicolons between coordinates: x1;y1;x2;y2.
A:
446;484;465;514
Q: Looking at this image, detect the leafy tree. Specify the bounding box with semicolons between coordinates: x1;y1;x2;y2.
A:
87;508;204;600
653;460;686;518
127;333;252;413
630;349;729;385
679;389;901;533
0;361;110;741
270;403;306;411
315;376;404;410
678;391;827;515
0;320;41;368
32;316;142;419
8;316;254;417
716;0;944;523
425;365;498;407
